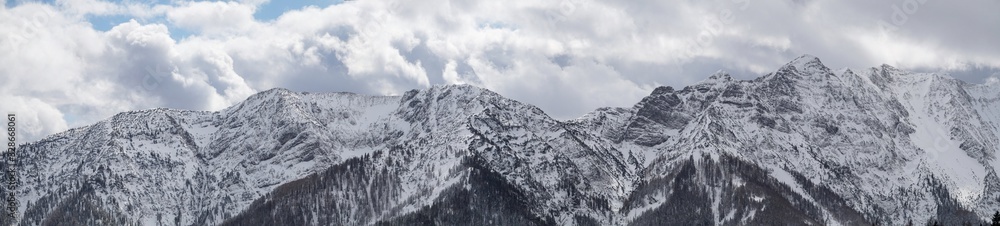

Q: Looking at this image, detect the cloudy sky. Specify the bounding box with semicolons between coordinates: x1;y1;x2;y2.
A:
2;0;999;142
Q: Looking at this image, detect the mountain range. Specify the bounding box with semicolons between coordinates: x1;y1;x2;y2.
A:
2;55;999;225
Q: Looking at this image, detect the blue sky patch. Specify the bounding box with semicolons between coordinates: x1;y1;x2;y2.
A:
7;0;346;40
254;0;344;21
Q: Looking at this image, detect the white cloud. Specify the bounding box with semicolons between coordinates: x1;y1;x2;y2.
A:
0;4;258;141
2;0;999;142
0;97;68;142
166;1;256;34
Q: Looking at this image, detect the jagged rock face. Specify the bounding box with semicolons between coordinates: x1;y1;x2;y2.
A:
593;55;997;225
2;55;998;225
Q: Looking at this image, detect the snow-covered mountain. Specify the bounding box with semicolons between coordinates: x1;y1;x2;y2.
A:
2;55;998;225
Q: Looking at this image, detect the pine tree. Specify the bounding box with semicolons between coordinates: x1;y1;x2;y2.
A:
991;211;1000;226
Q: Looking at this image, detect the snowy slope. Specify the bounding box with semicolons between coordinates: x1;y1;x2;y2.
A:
3;55;998;225
8;89;403;226
599;55;996;225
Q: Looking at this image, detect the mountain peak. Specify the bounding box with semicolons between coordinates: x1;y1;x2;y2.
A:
413;84;500;102
239;87;299;103
650;86;675;95
792;54;821;63
707;70;733;81
262;87;293;93
250;87;296;98
879;63;902;75
764;54;834;82
783;54;828;72
429;83;491;94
